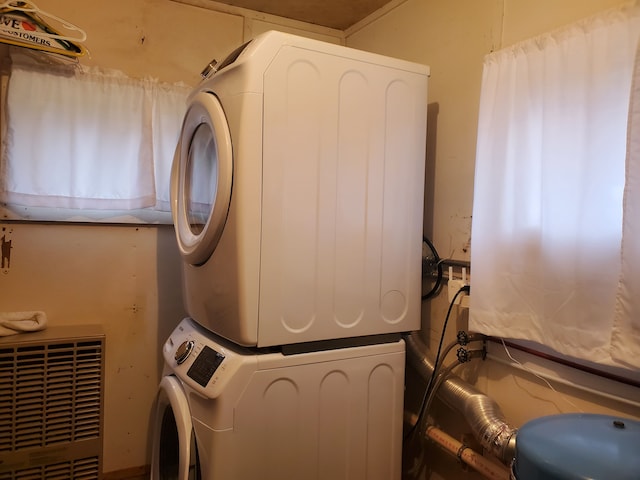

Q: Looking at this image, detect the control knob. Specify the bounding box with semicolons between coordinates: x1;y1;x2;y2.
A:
175;340;195;365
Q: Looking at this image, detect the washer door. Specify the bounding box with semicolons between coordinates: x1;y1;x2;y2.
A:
151;376;201;480
171;91;233;265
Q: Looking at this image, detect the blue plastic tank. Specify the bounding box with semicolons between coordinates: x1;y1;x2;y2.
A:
512;413;640;479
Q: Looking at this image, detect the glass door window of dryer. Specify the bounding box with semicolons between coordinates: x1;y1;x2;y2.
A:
175;93;232;265
186;125;218;234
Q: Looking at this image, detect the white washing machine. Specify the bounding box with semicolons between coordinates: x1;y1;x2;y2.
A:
151;317;406;480
171;30;429;347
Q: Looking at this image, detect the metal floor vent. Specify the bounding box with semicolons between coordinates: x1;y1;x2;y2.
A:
0;325;105;480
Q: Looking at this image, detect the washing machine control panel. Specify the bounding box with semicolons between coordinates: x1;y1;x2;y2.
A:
164;318;255;399
186;345;225;387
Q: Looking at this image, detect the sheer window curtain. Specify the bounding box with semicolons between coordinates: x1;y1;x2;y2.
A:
0;61;189;213
613;38;640;367
470;4;640;369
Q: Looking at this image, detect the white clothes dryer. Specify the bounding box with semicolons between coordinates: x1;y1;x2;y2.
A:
171;30;429;347
151;317;406;480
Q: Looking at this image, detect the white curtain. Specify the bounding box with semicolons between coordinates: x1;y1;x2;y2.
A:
612;41;640;367
152;82;190;212
1;64;189;211
470;4;640;369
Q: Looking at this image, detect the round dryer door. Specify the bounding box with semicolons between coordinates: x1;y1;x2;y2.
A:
172;91;232;265
151;376;201;479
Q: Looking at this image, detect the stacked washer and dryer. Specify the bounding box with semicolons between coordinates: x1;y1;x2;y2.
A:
151;31;429;480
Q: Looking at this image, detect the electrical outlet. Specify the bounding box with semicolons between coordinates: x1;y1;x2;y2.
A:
448;279;467;304
447;266;470;307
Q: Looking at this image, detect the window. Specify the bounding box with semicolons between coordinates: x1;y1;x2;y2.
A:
0;55;189;223
470;4;640;370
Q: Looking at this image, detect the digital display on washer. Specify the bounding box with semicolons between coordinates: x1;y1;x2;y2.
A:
187;345;225;387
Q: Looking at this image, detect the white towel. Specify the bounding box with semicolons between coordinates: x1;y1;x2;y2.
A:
0;311;47;336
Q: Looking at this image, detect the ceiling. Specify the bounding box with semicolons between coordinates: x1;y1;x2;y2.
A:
210;0;394;30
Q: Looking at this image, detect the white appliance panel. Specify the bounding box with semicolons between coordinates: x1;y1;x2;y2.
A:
260;45;428;345
178;92;264;345
155;318;405;480
173;31;429;347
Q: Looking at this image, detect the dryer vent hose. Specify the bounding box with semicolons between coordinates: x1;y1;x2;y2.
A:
405;332;517;464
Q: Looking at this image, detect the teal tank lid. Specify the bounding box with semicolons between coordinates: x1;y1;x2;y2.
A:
513;413;640;480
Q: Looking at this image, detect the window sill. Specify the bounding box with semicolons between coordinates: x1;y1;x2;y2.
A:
486;338;640;410
0;204;173;225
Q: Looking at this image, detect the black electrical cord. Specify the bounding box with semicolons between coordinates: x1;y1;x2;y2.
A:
406;284;470;441
422;236;443;300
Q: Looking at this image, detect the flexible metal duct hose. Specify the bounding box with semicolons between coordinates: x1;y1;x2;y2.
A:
405;332;517;464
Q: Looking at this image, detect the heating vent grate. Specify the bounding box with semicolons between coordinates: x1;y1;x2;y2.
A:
0;455;100;480
0;340;103;451
0;326;104;480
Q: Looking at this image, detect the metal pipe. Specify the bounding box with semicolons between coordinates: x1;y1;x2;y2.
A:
425;425;511;480
405;332;517;464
